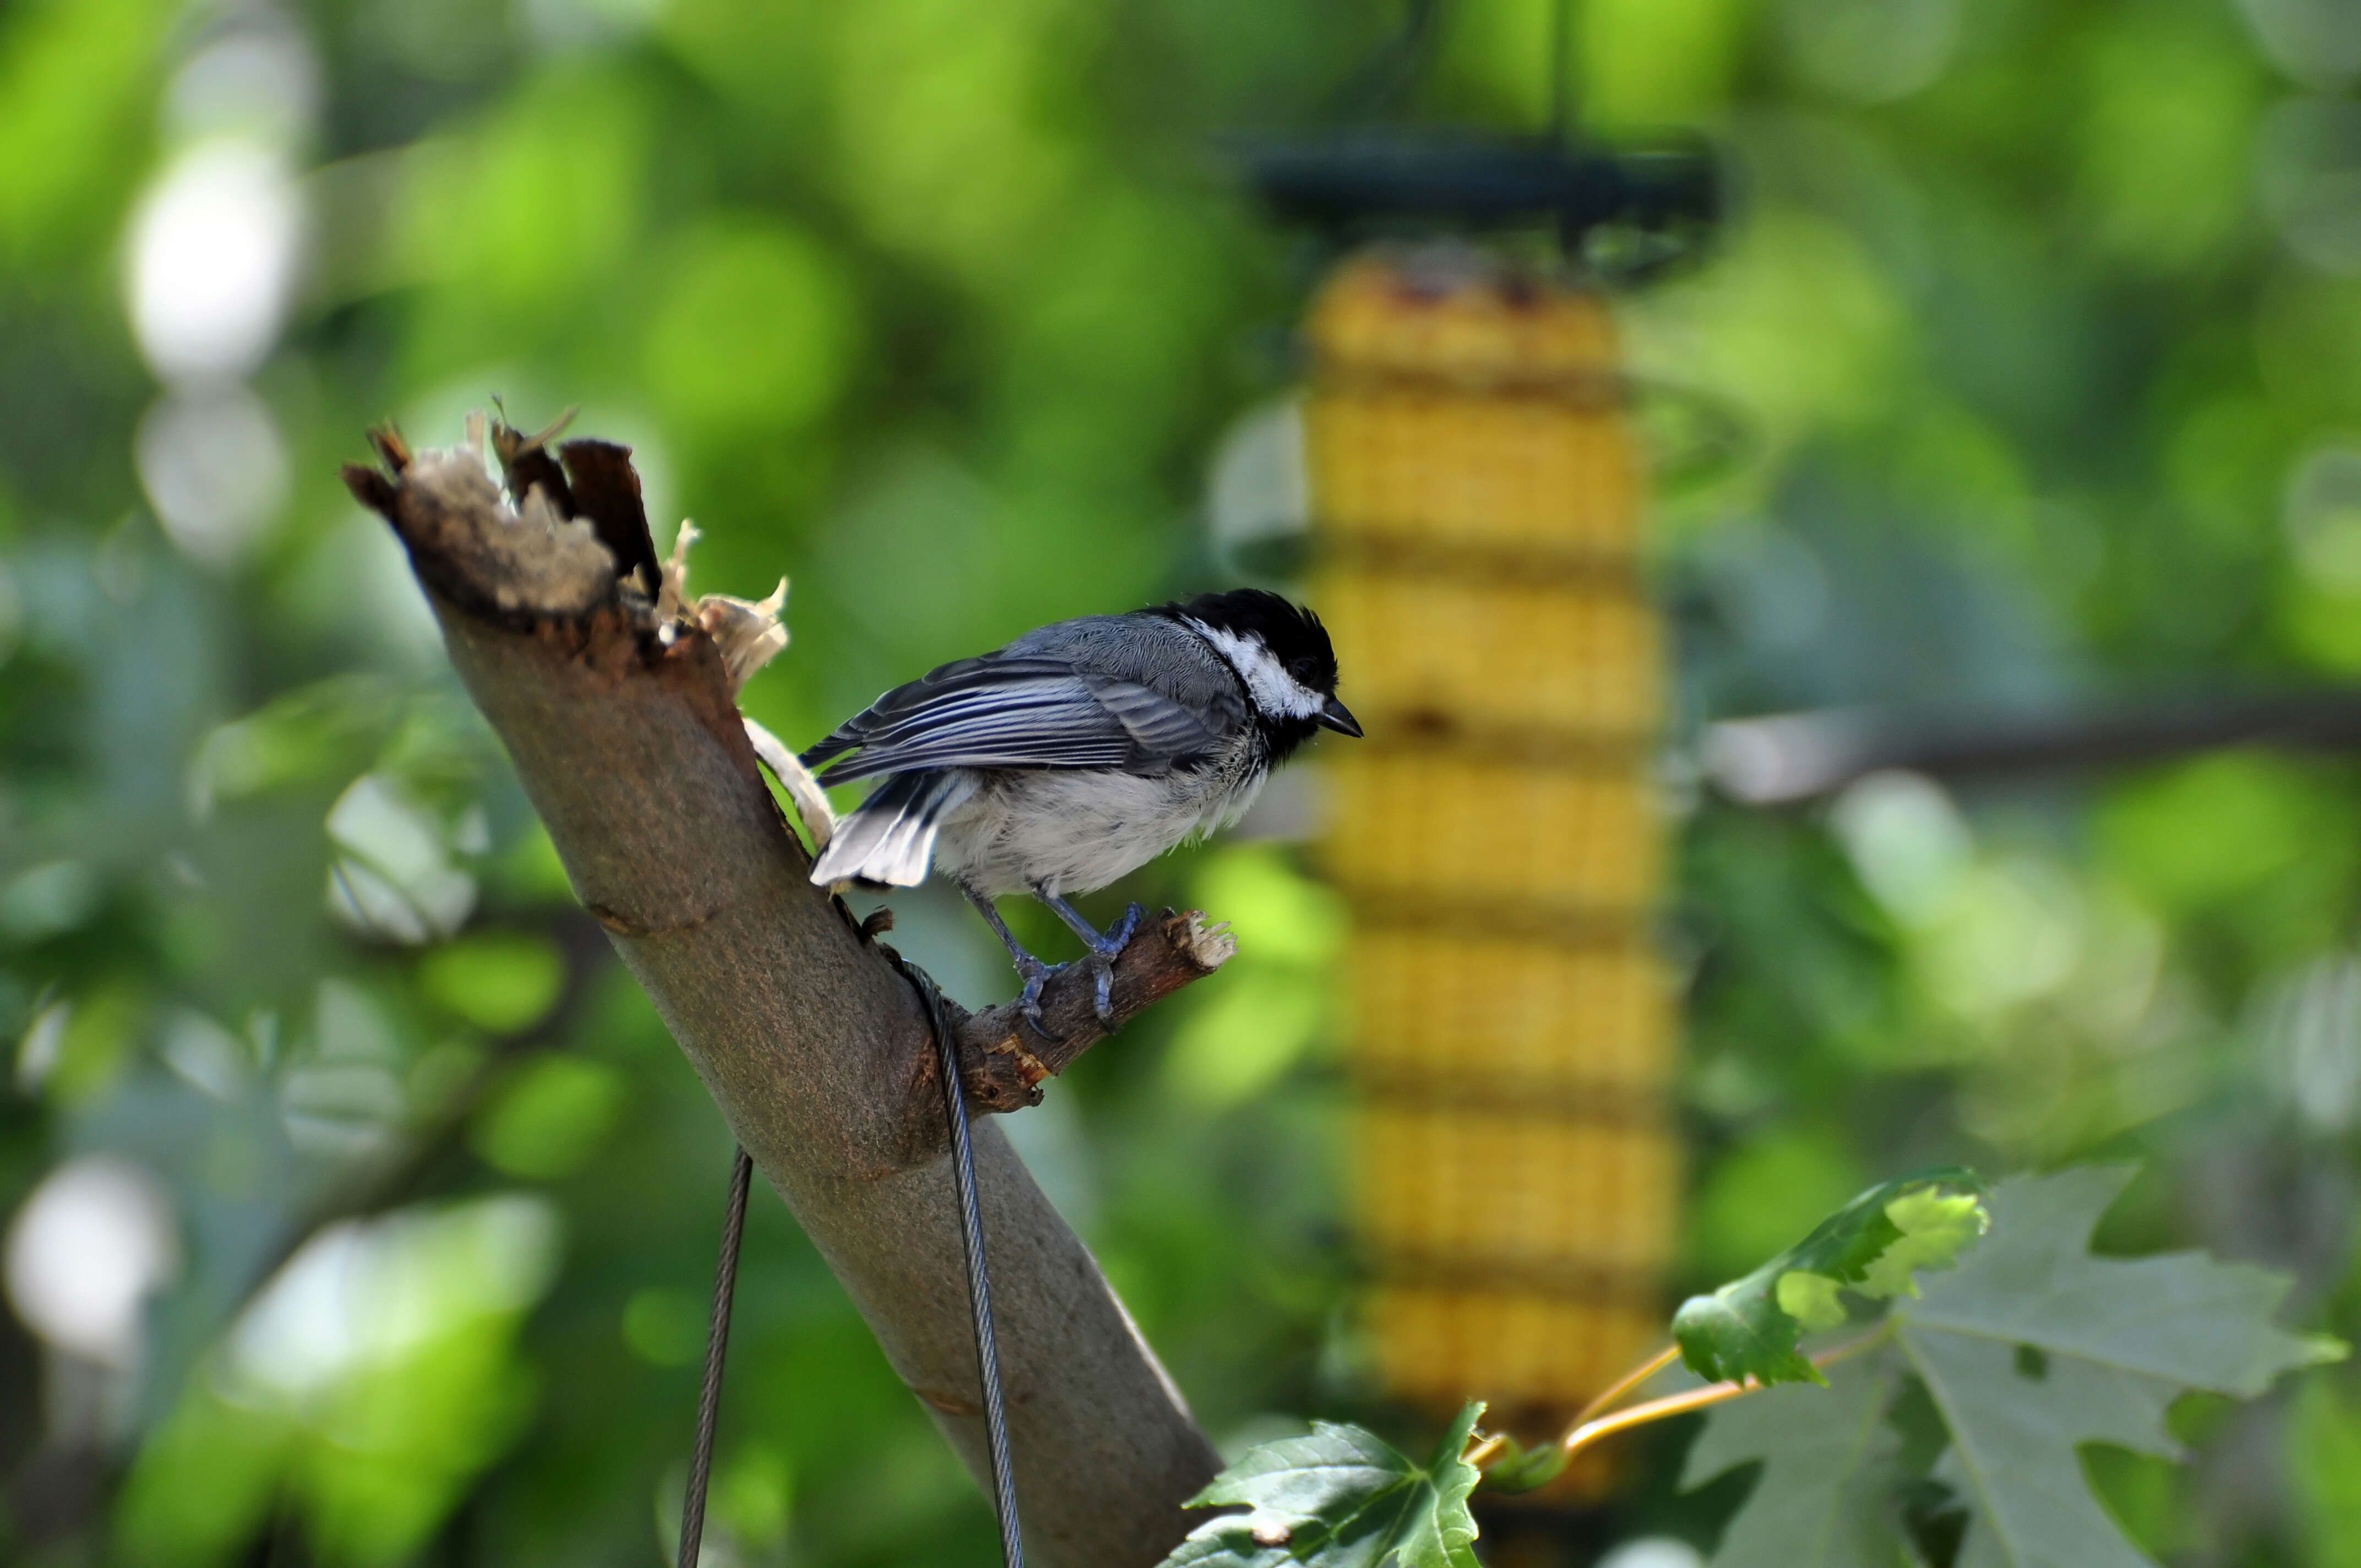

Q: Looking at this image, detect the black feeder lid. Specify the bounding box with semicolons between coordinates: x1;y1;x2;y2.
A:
1232;130;1722;276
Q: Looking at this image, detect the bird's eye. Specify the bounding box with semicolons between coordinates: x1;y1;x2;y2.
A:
1288;658;1317;683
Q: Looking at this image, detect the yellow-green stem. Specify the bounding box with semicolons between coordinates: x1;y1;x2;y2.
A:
1573;1343;1682;1426
1533;1322;1898;1469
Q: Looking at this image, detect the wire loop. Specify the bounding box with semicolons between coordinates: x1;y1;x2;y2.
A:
887;948;1027;1568
678;1145;753;1568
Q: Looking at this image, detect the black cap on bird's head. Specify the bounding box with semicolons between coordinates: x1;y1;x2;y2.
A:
1157;587;1362;741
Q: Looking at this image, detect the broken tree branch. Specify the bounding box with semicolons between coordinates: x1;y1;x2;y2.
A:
949;911;1235;1113
342;422;1225;1567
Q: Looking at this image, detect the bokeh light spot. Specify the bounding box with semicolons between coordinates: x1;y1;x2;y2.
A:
418;931;566;1035
134;384;290;568
127;140;301;384
643;216;857;442
4;1156;179;1366
470;1054;626;1179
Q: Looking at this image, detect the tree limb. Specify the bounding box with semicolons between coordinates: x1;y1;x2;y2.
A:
1699;689;2361;805
342;422;1225;1567
948;910;1236;1113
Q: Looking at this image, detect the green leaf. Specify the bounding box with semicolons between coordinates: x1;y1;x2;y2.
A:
1686;1167;2347;1568
1859;1187;1990;1299
1898;1166;2344;1568
1678;1355;1903;1568
1674;1166;1989;1386
1160;1402;1483;1568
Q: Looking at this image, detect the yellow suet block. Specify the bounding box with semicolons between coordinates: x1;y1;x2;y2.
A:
1307;251;1623;386
1307;393;1639;555
1371;1288;1665;1409
1347;932;1675;1093
1316;571;1660;743
1307;247;1678;1423
1305;252;1637;557
1360;1105;1680;1278
1325;752;1659;913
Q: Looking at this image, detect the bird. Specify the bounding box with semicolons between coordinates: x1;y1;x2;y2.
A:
802;588;1361;1026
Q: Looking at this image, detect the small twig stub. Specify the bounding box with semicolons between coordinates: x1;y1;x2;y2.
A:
949;912;1236;1113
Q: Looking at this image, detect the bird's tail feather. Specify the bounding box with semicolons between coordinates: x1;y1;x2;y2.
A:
808;771;970;887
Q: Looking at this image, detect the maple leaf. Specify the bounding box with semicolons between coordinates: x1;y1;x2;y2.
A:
1687;1166;2346;1568
1160;1402;1483;1568
1674;1167;1988;1386
1898;1166;2343;1568
1678;1358;1904;1568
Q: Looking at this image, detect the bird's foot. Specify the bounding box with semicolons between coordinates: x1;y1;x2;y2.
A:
1078;903;1146;1025
1100;901;1146;955
1014;955;1069;1033
1081;951;1116;1025
963;881;1077;1037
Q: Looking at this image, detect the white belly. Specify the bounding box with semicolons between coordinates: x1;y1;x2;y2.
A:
932;757;1267;897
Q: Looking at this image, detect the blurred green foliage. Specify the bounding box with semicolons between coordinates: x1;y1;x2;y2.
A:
418;930;564;1035
4;0;2361;1564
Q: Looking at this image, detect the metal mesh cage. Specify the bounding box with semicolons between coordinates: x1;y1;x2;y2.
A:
1308;248;1677;1412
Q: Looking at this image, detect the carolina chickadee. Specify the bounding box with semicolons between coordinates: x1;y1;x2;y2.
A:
804;589;1361;1023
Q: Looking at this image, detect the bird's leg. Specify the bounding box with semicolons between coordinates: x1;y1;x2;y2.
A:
1035;888;1145;1025
960;883;1065;1030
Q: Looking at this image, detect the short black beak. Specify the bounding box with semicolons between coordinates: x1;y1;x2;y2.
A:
1319;697;1363;738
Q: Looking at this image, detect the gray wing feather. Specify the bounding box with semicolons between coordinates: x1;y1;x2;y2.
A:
815;679;1136;781
1079;671;1228;758
803;617;1241;786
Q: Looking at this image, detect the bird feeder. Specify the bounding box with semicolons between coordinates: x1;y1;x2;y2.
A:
1305;247;1677;1417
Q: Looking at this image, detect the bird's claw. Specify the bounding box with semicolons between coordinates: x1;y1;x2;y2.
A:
1085;952;1117;1024
1081;903;1144;1026
1005;902;1146;1034
1015;957;1065;1033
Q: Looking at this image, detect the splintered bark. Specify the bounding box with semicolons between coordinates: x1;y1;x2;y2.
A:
343;423;1224;1567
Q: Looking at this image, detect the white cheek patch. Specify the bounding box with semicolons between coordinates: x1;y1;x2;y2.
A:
1188;619;1326;720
